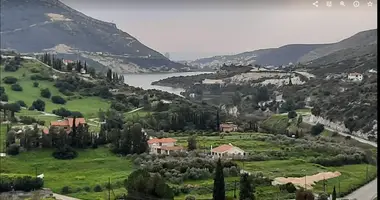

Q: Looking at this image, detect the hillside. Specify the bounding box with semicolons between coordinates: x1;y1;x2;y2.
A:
185;29;377;69
0;0;190;73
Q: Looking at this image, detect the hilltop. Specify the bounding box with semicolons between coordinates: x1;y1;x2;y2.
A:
0;0;191;73
185;29;377;69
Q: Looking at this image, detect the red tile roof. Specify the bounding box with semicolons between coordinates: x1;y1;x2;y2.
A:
211;144;234;153
148;138;177;144
50;118;86;128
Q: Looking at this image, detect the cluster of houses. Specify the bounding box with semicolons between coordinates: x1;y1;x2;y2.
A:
147;137;247;158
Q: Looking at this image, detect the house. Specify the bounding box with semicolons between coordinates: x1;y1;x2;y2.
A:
48;118;86;134
148;138;184;155
219;122;238;132
369;69;377;74
62;59;74;66
80;68;86;74
211;144;246;158
347;73;363;82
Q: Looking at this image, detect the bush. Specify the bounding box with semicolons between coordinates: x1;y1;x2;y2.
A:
279;182;297;193
0;94;8;102
30;68;41;73
52;146;78;160
40;88;51;98
16;100;27;108
0;175;44;192
11;83;23;91
83;186;91;192
311;123;325;136
33;82;39;87
6;144;20;155
61;186;72;194
32;99;45;111
51;95;67;104
3;76;18;84
288;110;297;119
4;63;19;72
31;74;53;81
93;185;103;192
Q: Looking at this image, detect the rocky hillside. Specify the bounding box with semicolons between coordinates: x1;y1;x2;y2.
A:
186;29;377;69
0;0;190;73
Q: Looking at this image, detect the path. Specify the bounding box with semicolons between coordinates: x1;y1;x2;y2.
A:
53;193;80;200
127;107;143;113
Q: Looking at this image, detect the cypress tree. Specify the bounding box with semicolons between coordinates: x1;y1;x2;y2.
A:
216;109;220;132
213;158;225;200
239;173;255;200
332;186;337;200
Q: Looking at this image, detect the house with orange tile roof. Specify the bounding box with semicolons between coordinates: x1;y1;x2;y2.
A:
219;122;238;132
45;117;86;134
211;143;246;158
148;137;184;155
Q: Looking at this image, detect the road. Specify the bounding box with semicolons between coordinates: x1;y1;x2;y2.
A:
53;193;80;200
301;114;377;200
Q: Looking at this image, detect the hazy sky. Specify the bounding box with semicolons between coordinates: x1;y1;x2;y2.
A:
61;0;377;60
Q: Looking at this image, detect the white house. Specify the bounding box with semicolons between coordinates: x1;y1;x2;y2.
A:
62;59;74;66
148;138;184;155
347;73;363;82
369;69;377;74
211;144;246;158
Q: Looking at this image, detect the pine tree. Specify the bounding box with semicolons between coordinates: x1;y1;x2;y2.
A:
332;186;337;200
216;109;220;132
288;76;293;86
239;173;255;200
213;158;225;200
107;69;112;82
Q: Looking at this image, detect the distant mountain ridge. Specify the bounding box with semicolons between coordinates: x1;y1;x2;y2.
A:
0;0;190;73
186;29;377;69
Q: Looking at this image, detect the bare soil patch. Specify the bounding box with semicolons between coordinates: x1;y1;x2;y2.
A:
273;171;341;189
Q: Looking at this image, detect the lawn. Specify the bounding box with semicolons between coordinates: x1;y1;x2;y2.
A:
0;147;133;200
1;61;110;118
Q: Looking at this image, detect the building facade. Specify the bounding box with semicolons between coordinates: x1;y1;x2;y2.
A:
148;138;184;155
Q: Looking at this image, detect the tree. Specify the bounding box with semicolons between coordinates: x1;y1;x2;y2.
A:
332;186;337;200
311;106;321;116
288;110;297;119
40;88;51;98
52;107;72;118
124;169;174;200
16;100;27;108
2;76;18;84
239;173;255;200
4;103;21;118
311;123;324;136
344;117;356;133
106;69;112;82
295;189;315;200
216;109;220;132
288;76;293;86
297;115;303;126
32;99;45;111
317;193;328;200
131;123;148;154
187;136;197;151
213;158;225;200
6;144;20;155
11;83;23;91
51;95;67;104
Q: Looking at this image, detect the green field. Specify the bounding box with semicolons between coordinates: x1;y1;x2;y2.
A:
0;147;133;200
1;60;110;118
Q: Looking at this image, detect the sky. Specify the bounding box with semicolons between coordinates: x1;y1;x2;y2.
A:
61;0;377;61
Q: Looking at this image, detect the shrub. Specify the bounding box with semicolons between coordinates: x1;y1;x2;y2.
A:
6;144;20;155
40;88;51;98
33;82;39;87
93;185;103;192
51;95;66;104
83;186;91;192
288;110;297;119
30;68;41;73
11;83;23;91
311;123;324;136
32;99;45;111
52;107;72;118
61;186;72;194
52;146;78;160
3;76;18;84
0;94;8;102
0;175;44;192
16;100;27;108
4;63;19;72
31;74;53;81
71;111;83;117
279;182;297;193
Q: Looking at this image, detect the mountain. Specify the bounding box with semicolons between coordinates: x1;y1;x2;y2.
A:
0;0;190;73
186;29;377;69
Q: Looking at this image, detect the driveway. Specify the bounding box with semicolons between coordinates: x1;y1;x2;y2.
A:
53;193;80;200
